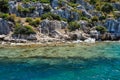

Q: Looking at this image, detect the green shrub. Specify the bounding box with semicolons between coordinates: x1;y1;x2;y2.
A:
8;14;16;22
21;0;50;3
26;17;33;23
17;5;35;16
14;24;36;35
0;0;9;13
69;0;77;3
81;17;89;21
114;11;120;18
90;0;97;4
68;21;80;31
44;5;51;12
41;12;61;20
99;16;106;21
101;3;113;13
96;26;107;34
0;13;16;22
29;18;41;27
68;2;78;8
0;13;9;20
91;16;99;22
40;0;50;3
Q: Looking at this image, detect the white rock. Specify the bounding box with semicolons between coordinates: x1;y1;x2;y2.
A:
73;40;83;43
84;38;95;43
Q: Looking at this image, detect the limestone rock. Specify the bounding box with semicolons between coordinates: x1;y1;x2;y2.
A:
105;18;120;37
40;19;68;38
0;18;12;35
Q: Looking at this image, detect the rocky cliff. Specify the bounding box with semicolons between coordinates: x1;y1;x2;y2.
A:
0;18;12;35
0;0;120;42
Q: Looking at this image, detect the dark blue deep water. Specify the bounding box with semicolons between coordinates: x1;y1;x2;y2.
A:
0;42;120;80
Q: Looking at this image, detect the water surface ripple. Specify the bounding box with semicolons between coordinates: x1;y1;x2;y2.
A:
0;42;120;80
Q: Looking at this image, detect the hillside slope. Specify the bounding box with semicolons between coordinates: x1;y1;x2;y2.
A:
0;0;120;42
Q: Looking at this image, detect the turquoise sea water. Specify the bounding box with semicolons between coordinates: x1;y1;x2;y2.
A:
0;42;120;80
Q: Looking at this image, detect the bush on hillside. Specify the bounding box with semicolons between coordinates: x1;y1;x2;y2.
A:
26;17;33;23
101;3;113;13
96;26;107;34
41;12;61;21
0;0;9;13
29;18;41;27
68;21;80;31
14;24;36;35
91;16;99;22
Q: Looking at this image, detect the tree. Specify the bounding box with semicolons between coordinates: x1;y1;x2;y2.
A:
0;0;9;13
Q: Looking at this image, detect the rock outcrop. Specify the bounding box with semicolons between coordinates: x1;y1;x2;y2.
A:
105;18;120;38
0;18;12;35
2;0;120;42
113;2;120;11
40;19;68;38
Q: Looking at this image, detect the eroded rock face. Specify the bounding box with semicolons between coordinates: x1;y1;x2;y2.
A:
113;2;120;11
105;18;120;38
90;30;99;40
9;1;44;17
8;1;18;14
8;0;92;21
0;18;11;35
77;5;92;18
52;7;80;21
76;0;94;10
51;0;58;9
78;20;90;33
40;19;68;38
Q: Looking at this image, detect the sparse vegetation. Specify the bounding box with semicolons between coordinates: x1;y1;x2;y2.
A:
101;3;113;13
0;0;9;13
29;18;41;27
41;12;61;21
96;26;107;34
0;0;119;41
14;24;36;35
68;21;80;31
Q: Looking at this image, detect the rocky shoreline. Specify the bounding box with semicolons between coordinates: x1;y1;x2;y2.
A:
0;0;120;44
0;41;119;59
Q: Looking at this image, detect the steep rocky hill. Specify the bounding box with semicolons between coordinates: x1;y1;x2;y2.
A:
0;0;120;42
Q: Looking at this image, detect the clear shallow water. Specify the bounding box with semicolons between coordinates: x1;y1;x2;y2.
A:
0;42;120;80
